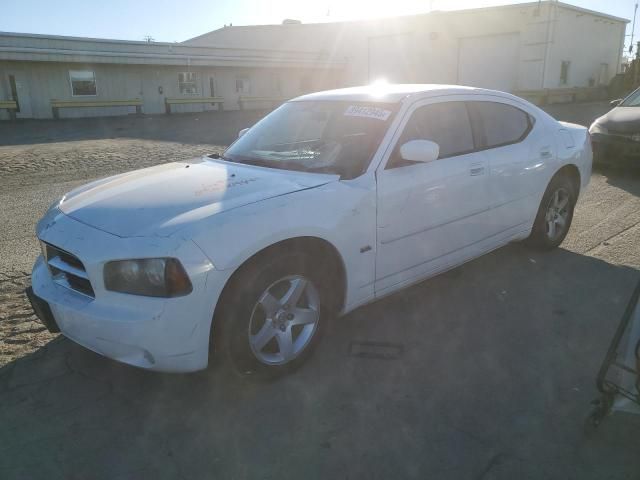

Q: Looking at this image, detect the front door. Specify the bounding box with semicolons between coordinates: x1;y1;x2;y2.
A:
8;72;33;118
375;99;492;294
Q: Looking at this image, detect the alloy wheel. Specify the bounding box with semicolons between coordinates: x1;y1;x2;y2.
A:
248;275;320;365
544;187;570;241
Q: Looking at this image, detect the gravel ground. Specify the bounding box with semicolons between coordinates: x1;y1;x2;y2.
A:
1;104;639;479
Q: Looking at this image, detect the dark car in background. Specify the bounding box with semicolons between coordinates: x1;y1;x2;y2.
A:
590;87;640;165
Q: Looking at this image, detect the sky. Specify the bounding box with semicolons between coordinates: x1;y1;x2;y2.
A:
1;0;638;47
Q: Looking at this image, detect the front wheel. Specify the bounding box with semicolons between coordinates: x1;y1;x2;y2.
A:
218;253;326;378
527;175;576;250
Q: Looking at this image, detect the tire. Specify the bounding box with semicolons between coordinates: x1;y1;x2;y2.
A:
216;252;327;379
527;174;577;250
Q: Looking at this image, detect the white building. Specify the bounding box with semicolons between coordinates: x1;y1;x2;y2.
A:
0;1;628;120
0;33;345;120
188;1;627;93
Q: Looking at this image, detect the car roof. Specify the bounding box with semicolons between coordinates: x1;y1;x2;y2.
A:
291;84;508;104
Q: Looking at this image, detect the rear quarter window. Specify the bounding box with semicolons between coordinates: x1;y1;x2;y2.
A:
469;101;534;149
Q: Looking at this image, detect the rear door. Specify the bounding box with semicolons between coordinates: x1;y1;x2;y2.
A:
467;99;548;232
375;99;492;294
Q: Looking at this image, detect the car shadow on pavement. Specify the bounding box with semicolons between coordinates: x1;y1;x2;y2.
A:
1;243;640;480
598;165;640;197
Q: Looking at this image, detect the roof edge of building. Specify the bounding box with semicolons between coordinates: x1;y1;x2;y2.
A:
182;1;628;44
0;30;335;56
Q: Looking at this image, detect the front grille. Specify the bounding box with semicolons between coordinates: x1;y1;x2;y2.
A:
43;242;95;298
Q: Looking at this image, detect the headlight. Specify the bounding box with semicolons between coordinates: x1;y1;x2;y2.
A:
589;122;608;135
104;258;192;297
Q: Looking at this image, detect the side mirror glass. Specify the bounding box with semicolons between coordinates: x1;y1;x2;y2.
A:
399;139;440;163
610;99;622;107
238;127;250;138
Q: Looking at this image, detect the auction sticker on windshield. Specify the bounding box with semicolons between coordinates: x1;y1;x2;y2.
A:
344;105;392;121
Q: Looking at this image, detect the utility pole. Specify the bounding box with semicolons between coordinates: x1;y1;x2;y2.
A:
630;3;638;54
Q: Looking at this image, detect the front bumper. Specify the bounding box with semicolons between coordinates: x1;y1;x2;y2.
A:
591;133;640;165
31;210;230;372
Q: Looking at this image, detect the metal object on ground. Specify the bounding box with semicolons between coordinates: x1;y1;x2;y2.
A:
589;279;640;427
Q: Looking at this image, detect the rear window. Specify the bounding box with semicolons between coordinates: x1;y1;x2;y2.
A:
469;102;533;149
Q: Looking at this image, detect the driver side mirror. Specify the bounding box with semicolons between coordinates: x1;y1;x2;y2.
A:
238;127;250;138
610;99;622;107
399;140;440;163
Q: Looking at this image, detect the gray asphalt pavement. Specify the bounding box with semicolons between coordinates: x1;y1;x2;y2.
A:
1;104;639;479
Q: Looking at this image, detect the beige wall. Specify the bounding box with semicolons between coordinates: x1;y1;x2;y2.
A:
545;6;625;88
332;4;625;91
188;4;626;93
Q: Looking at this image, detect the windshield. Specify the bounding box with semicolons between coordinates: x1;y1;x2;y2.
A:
621;88;640;106
223;100;397;178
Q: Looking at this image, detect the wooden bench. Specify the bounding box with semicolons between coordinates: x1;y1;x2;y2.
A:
51;99;142;119
0;100;18;121
237;96;288;110
165;96;224;114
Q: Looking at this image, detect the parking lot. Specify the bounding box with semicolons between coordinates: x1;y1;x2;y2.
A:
1;103;639;479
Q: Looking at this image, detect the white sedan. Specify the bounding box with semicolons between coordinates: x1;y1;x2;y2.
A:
27;84;592;376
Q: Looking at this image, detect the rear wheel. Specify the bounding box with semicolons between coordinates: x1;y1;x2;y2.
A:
527;175;576;250
217;253;326;378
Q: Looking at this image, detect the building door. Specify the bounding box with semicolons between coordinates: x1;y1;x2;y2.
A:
458;33;520;92
8;72;33;118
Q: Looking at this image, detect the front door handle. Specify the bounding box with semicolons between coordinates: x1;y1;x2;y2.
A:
470;164;485;176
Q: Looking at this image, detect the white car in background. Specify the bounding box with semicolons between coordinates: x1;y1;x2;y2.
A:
27;84;592;377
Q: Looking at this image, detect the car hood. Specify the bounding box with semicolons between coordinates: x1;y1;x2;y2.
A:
59;157;338;237
596;106;640;133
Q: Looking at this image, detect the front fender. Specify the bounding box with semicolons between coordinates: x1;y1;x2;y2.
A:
187;177;378;311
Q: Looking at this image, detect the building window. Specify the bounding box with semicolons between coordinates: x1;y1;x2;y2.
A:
560;61;571;86
178;72;198;95
236;77;251;94
69;70;97;96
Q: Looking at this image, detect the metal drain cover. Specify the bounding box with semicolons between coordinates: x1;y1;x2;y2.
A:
348;341;404;360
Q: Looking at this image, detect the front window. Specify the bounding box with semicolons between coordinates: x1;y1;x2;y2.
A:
223;101;397;178
178;72;198;95
390;102;474;169
69;70;96;96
